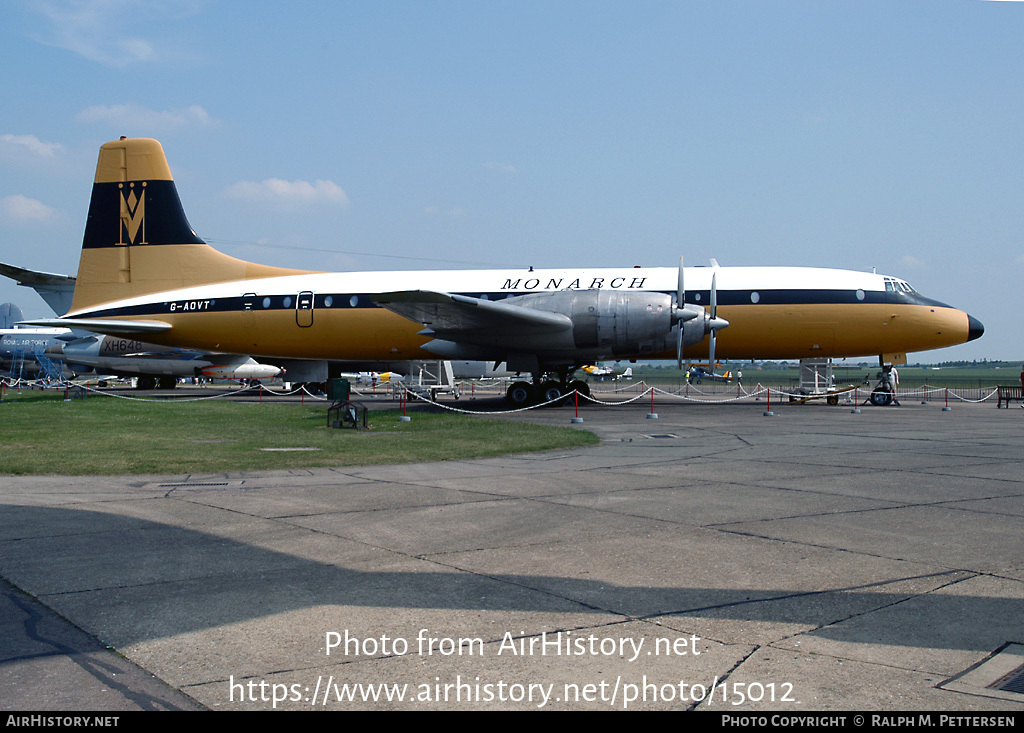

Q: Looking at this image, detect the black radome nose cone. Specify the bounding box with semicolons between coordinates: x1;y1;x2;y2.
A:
967;315;985;342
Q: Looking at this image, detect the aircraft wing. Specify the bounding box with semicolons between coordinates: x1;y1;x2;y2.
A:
374;290;573;342
0;262;75;285
0;262;76;316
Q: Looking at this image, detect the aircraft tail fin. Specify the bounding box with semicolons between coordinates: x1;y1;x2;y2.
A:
0;302;25;329
70;137;311;314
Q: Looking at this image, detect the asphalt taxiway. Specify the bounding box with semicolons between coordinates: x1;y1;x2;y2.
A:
1;396;1022;710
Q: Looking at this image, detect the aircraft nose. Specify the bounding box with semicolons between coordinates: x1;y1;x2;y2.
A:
967;315;984;342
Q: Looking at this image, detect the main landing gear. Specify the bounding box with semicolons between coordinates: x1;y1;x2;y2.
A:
505;370;591;407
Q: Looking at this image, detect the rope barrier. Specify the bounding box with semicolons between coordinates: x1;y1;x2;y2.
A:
0;377;1005;411
58;382;270;403
0;378;300;403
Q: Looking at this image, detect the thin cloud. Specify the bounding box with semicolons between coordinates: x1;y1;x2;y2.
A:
0;134;65;158
224;179;351;209
485;162;517;174
28;0;200;67
77;103;218;130
900;255;927;270
0;195;60;224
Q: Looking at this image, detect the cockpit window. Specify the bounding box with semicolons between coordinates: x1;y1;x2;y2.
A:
884;277;917;294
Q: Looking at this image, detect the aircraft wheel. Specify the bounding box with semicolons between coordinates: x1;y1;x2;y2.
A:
568;379;590;398
506;381;533;407
158;376;177;390
869;387;893;407
540;380;563;404
826;395;839;406
135;376;156;390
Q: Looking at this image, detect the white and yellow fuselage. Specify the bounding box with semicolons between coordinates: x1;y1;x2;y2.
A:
63;265;978;363
28;138;983;367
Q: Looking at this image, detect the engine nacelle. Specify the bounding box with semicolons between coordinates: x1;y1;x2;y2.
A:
509;289;677;357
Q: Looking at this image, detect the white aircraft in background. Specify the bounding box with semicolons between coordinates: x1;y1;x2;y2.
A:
579;363;633;381
56;338;282;387
0;302;74;379
2;263;282;388
0;318;281;388
24;138;984;406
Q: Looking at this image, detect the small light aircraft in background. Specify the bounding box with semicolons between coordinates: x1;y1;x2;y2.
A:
686;365;732;384
579;363;633;381
337;370;404;386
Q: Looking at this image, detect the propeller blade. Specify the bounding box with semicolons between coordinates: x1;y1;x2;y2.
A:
709;272;717;321
676;255;685;369
677;255;684;309
709;328;716;375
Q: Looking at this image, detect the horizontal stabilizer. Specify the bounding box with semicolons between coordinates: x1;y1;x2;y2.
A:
18;318;172;336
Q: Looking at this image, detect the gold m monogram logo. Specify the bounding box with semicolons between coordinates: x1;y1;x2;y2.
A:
117;182;147;245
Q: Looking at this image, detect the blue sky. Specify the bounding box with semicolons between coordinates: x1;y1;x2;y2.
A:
1;0;1020;361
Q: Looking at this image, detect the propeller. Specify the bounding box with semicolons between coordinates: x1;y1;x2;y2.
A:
705;267;730;373
672;256;729;371
673;256;701;368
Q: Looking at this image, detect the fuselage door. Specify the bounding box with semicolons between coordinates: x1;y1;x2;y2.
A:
241;292;256;329
296;291;314;327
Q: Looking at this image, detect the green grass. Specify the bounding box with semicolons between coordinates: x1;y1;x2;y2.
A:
0;392;599;475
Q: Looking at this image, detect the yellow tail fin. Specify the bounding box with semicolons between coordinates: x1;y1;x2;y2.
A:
71;137;311;313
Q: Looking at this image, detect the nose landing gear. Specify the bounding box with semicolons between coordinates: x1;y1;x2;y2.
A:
868;365;900;407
